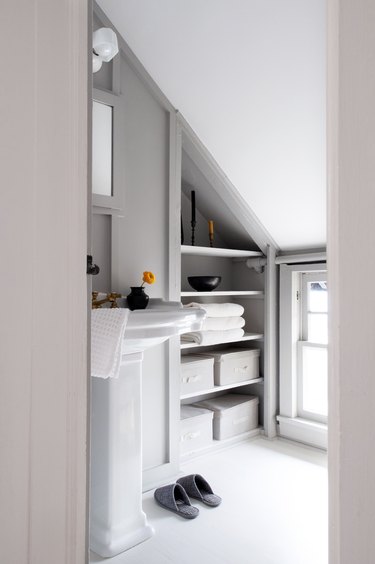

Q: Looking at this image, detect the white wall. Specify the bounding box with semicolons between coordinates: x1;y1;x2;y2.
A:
97;0;327;251
0;1;89;563
328;0;375;562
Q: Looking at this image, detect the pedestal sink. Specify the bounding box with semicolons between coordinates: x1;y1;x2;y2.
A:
90;300;204;558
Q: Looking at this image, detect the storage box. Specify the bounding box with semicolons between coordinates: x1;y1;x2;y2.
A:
199;348;260;386
180;405;213;456
194;394;259;440
180;355;214;396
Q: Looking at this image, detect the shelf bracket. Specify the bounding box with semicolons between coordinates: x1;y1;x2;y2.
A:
245;257;267;274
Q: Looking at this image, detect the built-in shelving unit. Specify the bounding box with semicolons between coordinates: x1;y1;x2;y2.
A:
179;237;266;460
178;133;272;461
180;377;264;400
180;332;264;350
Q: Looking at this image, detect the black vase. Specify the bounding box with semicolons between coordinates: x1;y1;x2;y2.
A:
126;286;149;311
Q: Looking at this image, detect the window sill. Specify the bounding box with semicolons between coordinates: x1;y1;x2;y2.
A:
277;415;327;450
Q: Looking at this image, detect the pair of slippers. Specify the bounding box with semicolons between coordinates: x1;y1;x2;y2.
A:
154;474;221;519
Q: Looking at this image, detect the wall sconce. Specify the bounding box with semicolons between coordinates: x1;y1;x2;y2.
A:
93;27;119;73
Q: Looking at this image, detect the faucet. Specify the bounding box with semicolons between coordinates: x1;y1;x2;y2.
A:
92;292;122;309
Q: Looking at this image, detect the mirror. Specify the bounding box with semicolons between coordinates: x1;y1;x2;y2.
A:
92;100;113;197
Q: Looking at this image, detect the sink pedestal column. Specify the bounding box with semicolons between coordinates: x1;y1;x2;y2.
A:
90;351;154;558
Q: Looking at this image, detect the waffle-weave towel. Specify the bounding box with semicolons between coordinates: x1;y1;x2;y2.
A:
91;309;129;378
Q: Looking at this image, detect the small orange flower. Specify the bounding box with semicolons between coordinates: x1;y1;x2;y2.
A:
142;271;155;285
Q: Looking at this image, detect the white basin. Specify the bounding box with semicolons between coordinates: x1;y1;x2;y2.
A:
123;299;205;353
90;300;204;558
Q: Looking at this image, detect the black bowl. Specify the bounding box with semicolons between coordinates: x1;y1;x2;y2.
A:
187;276;222;292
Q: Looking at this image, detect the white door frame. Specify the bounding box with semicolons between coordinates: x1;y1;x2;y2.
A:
328;0;375;562
0;1;90;563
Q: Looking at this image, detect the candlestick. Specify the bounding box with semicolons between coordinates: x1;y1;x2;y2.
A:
191;220;196;246
208;220;214;247
191;190;196;245
191;190;196;223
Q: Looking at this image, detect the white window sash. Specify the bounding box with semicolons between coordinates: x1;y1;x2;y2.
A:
297;341;328;424
279;263;326;420
301;271;328;341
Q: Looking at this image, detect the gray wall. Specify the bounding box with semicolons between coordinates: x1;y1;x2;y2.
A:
116;53;170;471
93;19;173;476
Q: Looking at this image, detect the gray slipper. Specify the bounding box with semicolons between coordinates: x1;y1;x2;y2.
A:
177;474;222;507
154;483;199;519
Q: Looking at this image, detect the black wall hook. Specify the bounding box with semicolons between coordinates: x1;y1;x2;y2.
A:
87;255;100;275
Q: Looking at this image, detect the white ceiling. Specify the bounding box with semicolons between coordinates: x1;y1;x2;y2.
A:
97;0;326;251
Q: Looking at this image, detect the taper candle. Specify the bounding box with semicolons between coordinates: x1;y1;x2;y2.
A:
208;219;214;247
191;190;196;223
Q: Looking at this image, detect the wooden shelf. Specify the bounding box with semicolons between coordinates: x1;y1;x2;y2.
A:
181;290;264;298
180;377;264;400
180;332;263;349
181;245;263;258
180;427;262;461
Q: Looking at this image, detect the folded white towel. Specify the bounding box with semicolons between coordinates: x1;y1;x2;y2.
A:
201;316;245;331
91;309;129;379
181;328;245;346
184;302;244;318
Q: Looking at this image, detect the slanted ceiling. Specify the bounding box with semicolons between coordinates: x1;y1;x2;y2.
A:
96;0;326;251
182;149;258;251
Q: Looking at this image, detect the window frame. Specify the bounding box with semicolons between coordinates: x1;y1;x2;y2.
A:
278;262;328;448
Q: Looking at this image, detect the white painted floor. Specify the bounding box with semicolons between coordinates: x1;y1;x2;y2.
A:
90;437;328;564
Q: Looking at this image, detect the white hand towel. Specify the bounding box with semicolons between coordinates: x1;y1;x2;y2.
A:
201;316;245;331
181;328;245;346
184;302;244;318
91;308;129;379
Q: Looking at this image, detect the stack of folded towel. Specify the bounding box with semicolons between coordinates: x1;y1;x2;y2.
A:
181;302;245;345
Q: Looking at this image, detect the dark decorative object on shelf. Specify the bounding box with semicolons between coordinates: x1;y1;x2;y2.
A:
126;287;149;310
191;190;196;246
188;276;222;292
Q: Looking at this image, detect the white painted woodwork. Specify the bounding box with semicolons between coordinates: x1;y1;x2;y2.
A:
264;245;278;438
0;1;89;562
91;88;125;211
277;416;327;450
328;0;375;562
180;378;264;400
279;263;326;427
181;290;264;297
275;252;327;265
181;245;263;258
180;333;264;350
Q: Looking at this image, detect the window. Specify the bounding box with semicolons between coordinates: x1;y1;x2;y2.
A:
278;263;328;449
298;273;328;423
